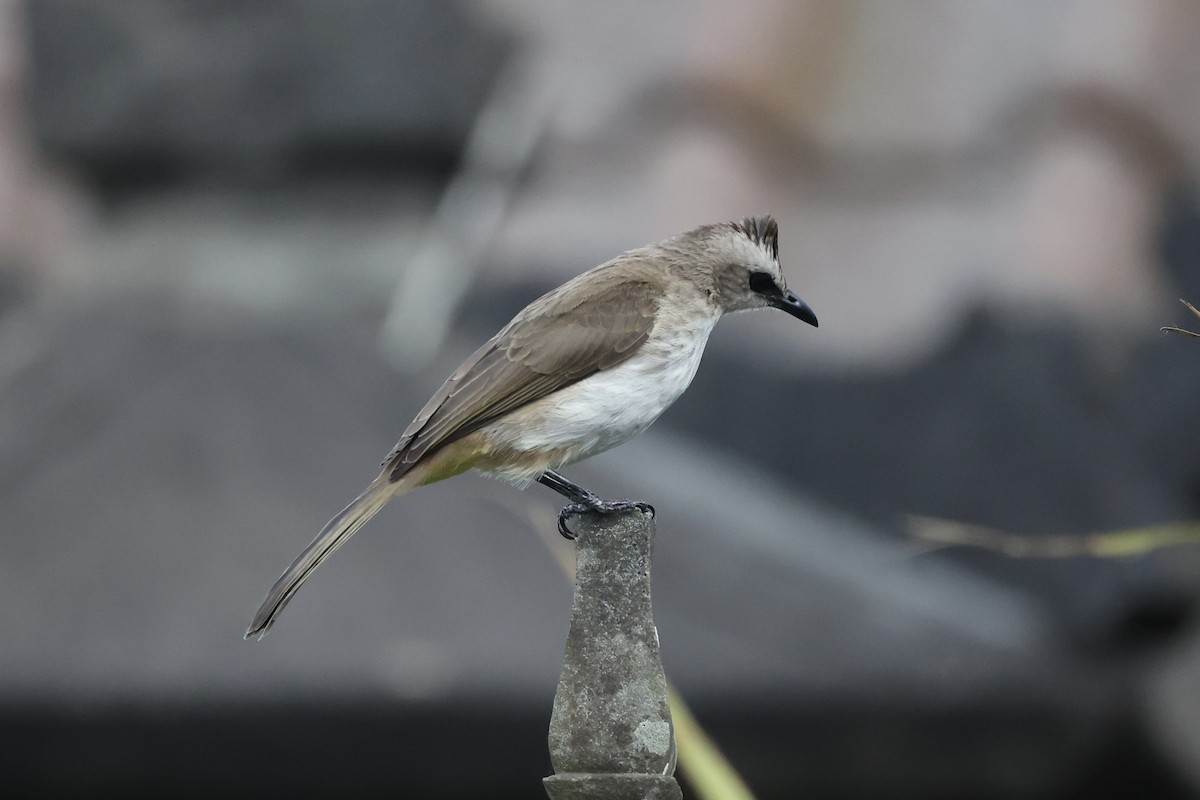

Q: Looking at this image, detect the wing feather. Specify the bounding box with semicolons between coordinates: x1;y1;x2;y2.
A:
383;277;658;480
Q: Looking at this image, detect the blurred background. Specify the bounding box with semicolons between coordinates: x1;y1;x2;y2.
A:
3;0;1200;797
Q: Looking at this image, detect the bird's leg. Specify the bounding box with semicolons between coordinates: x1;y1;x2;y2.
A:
536;470;655;540
537;470;602;505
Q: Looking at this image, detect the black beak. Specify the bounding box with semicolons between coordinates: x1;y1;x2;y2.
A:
774;289;818;327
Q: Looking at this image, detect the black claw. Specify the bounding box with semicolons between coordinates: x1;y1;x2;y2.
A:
557;515;576;540
555;498;654;540
556;503;595;542
557;503;589;540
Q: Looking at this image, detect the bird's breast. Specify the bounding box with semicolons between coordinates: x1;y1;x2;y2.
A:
484;296;722;469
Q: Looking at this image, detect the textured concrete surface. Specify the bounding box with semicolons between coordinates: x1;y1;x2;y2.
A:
544;507;683;800
547;509;676;777
544;773;682;800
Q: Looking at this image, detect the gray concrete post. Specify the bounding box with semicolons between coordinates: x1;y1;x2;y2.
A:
544;507;682;800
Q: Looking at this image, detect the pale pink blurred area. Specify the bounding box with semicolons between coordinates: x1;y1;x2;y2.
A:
7;0;1199;365
484;0;1200;366
0;0;90;292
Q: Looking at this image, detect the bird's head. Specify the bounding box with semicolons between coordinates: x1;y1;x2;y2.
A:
676;215;817;326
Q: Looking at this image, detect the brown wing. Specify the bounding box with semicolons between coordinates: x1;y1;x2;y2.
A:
383;276;658;481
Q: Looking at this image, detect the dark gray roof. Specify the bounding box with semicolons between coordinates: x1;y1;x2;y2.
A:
0;301;1071;708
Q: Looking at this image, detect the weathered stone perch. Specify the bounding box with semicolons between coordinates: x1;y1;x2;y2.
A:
544;507;681;800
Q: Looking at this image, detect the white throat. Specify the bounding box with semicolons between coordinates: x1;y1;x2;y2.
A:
483;291;723;483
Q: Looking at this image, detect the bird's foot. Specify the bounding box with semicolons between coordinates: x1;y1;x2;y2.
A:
557;498;656;540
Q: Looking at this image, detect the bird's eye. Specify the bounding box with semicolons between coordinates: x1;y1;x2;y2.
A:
748;271;776;295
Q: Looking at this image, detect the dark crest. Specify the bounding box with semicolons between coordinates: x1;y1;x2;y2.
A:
731;215;779;260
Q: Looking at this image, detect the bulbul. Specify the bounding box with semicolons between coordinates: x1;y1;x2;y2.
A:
246;215;817;639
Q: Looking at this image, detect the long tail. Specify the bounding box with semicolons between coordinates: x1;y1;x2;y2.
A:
245;476;400;639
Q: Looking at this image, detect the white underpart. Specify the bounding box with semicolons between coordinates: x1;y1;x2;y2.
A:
481;290;724;485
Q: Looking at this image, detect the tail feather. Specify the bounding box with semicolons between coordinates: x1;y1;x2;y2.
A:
246;477;398;639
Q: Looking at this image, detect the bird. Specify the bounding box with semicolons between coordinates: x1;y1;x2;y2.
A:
245;215;817;639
